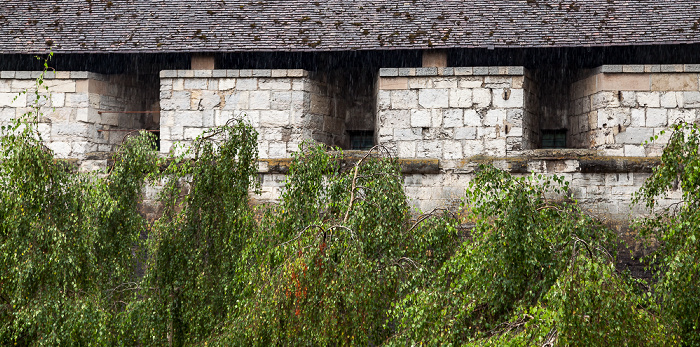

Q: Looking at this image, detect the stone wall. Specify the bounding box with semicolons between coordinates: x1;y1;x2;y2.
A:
159;69;343;158
569;64;700;156
0;71;157;162
375;67;527;166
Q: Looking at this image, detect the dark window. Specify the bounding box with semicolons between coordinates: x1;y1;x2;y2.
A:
348;130;374;150
541;129;567;149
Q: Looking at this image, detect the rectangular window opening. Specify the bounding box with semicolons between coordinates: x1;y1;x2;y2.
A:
541;129;567;149
348;130;374;150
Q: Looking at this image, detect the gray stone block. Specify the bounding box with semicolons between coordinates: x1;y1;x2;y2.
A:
194;70;213;78
622;65;644;73
507;66;524;75
398;68;415;77
454;67;473;76
15;71;32;79
212;70;227;78
160;70;177;78
601;65;623;73
473;66;489;75
379;68;399;77
685;64;700;72
252;69;272;77
226;70;240;78
1;71;16;78
70;71;89;79
442;67;454;76
614;127;654;144
416;67;438;76
661;64;683;72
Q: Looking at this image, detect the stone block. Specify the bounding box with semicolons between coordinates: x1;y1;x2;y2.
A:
259;78;291;90
443;109;464;128
464;109;481;126
249;90;271;109
212;70;227;78
624;145;646;156
636;92;661;107
184;127;205;140
646;108;667;127
270;91;292;110
268;142;287;158
455;127;477;140
0;92;26;107
379;77;408;90
65;93;89;108
219;78;236;90
644;65;661;73
484;109;505;126
661;65;684;73
630;108;645;127
449;88;472;108
398;68;416;77
175;111;204;127
193;70;213;78
473;67;489;75
70;71;89;79
601;65;623;73
310;94;330;115
410;109;431;127
433;78;458;89
651;73;699;91
287;69;307;78
379;68;399;77
493;88;523;108
377;90;391;110
0;71;16;78
391;90;418;109
184;78;207;90
614;127;654;144
660;92;678;108
458;77;483;88
48;142;72;158
408;77;432;89
52;123;91;137
252;70;272;77
598;73;650;91
472;88;491;108
622;65;645;73
443;141;463;159
236;78;258;90
380;110;411;128
172;78;184;90
685;64;700;72
430;109;443;127
416;140;442;158
257;109;288;127
418;89;448;109
199;91;221;109
454;67;473;76
668;109;696;124
682;91;700;108
397;141;416;157
393;128;422;141
222;92;249;110
415;67;438;76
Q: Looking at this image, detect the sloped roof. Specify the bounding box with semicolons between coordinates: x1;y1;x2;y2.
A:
1;0;700;54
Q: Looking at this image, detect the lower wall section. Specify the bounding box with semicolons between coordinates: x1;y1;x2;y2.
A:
251;152;678;227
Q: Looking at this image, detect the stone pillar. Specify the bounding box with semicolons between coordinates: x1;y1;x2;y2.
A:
191;55;215;70
422;50;447;68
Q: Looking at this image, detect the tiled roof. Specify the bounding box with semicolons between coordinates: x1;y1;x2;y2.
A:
1;0;700;54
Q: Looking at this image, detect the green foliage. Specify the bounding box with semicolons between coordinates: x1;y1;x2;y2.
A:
133;120;259;345
214;144;459;346
0;58;692;345
635;121;700;344
387;166;673;346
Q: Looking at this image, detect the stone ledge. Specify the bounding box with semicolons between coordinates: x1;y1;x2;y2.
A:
379;66;525;78
258;156;440;174
159;69;309;78
0;70;96;80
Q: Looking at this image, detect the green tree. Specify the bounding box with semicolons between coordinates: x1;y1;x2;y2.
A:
636;121;700;345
